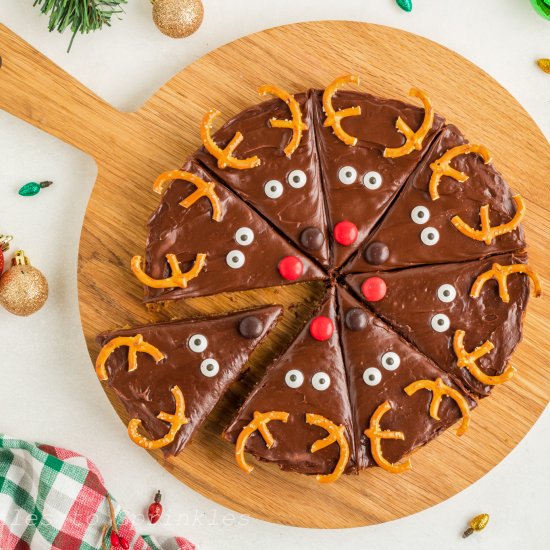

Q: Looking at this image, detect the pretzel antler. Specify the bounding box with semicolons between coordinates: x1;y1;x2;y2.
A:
451;195;525;245
470;262;542;303
128;386;188;450
404;377;470;436
306;413;350;483
384;88;434;158
453;330;515;385
322;75;361;146
95;334;165;381
429;144;492;200
235;411;289;474
153;170;222;222
131;253;206;290
258;85;308;158
201;109;261;170
364;401;412;474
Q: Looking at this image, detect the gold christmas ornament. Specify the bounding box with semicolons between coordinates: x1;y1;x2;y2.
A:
462;513;490;538
152;0;204;38
0;250;48;316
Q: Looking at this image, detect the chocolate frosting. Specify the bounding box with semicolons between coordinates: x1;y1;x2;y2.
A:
313;90;445;268
344;125;526;273
223;286;357;475
195;91;331;267
336;287;476;468
143;161;324;302
96;305;282;457
345;252;530;397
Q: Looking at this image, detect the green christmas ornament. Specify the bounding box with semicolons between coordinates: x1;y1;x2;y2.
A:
396;0;413;12
18;181;53;197
531;0;550;19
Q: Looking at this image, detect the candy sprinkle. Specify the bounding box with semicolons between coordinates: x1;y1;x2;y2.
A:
537;58;550;74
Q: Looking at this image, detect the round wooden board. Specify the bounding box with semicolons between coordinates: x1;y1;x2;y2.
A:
3;21;546;529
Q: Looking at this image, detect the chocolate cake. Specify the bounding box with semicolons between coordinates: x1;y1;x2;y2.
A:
95;76;541;481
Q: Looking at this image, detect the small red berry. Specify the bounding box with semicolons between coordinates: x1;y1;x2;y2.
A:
278;256;304;281
333;220;358;246
310;316;334;341
110;532;120;547
361;277;387;302
119;537;130;550
148;490;163;524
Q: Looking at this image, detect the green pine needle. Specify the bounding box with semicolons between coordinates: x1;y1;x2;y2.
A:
32;0;127;52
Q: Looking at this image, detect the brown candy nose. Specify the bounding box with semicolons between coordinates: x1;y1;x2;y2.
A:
363;241;389;265
300;227;325;250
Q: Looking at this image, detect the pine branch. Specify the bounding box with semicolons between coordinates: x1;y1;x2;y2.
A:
32;0;127;51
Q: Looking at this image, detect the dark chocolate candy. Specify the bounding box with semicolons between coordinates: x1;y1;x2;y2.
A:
343;125;526;273
96;305;282;457
363;241;390;265
143;161;324;303
344;308;367;331
336;287;476;468
312;90;445;269
300;226;325;250
195;91;331;267
239;315;264;339
223;287;356;475
345;252;530;397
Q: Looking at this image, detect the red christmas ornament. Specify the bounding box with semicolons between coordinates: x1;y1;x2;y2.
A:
333;221;358;246
361;277;387;302
310;316;334;341
148;490;163;524
0;235;13;274
278;255;303;281
110;531;120;547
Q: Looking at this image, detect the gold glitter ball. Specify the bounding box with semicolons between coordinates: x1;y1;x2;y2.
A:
0;265;48;316
152;0;204;39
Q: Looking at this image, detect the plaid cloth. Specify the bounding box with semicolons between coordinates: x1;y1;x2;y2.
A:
0;435;194;550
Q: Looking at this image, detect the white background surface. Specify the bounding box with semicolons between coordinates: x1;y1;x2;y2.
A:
0;1;549;549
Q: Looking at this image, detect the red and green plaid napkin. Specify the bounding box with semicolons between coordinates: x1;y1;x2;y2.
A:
0;435;194;550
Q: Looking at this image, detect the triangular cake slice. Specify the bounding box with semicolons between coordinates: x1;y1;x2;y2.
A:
95;305;282;457
195;90;331;267
346;252;534;397
344;124;526;273
222;286;356;481
138;161;324;303
312;87;444;268
336;287;476;472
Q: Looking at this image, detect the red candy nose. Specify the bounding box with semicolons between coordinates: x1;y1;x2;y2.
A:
310;316;334;341
333;220;358;246
361;277;387;302
278;255;304;281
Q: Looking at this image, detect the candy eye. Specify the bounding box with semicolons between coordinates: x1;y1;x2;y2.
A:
362;171;382;190
287;169;307;189
363;367;382;386
235;227;254;246
411;205;430;224
188;334;207;353
437;284;457;303
312;372;331;391
285;369;304;388
380;351;401;371
200;358;220;377
431;313;450;332
338;166;357;185
264;180;284;199
226;250;245;269
420;227;440;246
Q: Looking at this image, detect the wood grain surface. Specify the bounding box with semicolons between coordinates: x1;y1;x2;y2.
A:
0;21;548;529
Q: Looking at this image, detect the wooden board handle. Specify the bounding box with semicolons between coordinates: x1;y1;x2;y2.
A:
0;24;128;158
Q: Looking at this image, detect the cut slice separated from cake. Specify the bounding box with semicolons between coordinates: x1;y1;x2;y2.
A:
194;90;331;267
343;124;526;273
222;286;356;482
312;84;444;269
345;252;540;397
95;305;283;457
135;161;324;303
336;286;476;472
